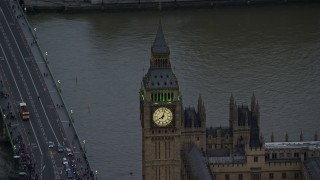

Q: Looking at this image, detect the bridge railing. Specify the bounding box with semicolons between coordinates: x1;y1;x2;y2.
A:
14;0;95;177
0;105;14;148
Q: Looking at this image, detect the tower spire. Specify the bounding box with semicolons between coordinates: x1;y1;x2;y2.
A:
271;132;274;142
251;91;256;111
151;20;170;55
300;130;303;142
285;132;289;142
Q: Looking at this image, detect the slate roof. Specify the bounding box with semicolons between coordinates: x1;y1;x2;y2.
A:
151;21;170;55
265;141;320;150
207;149;230;157
143;68;178;90
184;145;213;180
304;157;320;180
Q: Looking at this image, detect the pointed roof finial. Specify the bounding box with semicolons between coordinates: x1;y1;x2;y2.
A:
151;20;170;55
251;91;256;110
271;132;274;142
300;130;303;142
198;94;202;103
285;132;289;142
230;93;234;102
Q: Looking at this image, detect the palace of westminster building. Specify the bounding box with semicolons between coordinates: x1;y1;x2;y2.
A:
139;23;320;180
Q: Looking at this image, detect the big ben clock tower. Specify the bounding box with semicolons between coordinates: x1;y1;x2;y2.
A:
140;22;183;180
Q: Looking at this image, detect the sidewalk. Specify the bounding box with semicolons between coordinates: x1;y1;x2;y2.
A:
8;0;95;179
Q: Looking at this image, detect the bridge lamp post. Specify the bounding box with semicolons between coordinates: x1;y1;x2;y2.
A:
13;145;16;154
45;51;48;64
3;114;6;137
57;80;61;92
33;28;37;39
95;170;98;180
83;140;86;153
70;109;74;122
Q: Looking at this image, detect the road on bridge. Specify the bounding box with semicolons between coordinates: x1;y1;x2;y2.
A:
0;1;76;179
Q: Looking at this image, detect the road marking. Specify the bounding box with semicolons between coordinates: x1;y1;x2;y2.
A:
0;22;44;177
5;25;63;145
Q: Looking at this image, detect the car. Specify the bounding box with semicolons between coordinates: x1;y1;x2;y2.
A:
70;159;77;168
62;157;68;165
65;147;73;156
65;163;71;172
67;169;73;179
57;144;64;152
48;141;55;148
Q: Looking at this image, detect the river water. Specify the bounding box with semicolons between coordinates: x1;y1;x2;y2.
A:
24;4;320;179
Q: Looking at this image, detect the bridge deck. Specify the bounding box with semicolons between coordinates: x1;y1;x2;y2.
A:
0;0;94;179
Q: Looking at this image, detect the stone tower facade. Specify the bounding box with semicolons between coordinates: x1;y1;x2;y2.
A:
140;22;183;180
229;93;261;151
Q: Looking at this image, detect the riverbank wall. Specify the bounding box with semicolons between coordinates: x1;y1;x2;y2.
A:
23;0;319;13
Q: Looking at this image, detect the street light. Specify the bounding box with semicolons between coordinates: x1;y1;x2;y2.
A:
95;170;98;180
83;140;86;153
13;145;16;154
34;28;37;39
70;109;73;121
57;80;61;92
45;51;48;64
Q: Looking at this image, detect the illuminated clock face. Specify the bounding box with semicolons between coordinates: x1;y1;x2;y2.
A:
153;107;173;127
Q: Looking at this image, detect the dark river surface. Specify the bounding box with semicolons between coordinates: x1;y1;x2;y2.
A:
21;4;320;179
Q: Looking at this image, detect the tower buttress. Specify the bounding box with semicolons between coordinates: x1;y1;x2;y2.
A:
245;111;249;127
197;95;206;129
255;101;260;126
